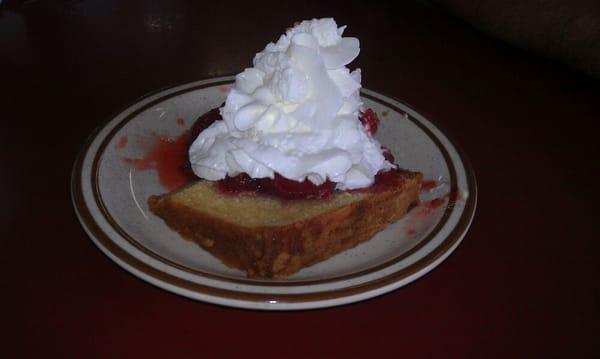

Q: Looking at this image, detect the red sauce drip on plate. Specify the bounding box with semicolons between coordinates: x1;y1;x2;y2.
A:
414;189;462;215
116;135;128;149
421;179;439;191
425;197;446;209
123;132;195;191
447;190;462;201
121;108;222;191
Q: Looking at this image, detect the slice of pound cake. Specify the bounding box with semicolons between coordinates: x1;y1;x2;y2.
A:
149;170;422;278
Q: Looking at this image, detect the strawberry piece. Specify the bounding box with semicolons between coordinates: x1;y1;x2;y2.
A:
360;108;379;135
217;173;263;194
189;107;222;145
381;146;395;163
185;107;223;177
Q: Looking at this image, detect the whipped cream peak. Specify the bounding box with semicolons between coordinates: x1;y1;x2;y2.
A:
189;18;393;190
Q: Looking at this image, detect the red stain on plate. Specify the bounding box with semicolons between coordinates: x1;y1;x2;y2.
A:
447;190;462;201
403;174;467;237
404;188;464;232
425;197;446;210
122;131;195;191
176;118;185;126
116;135;128;149
421;179;439;191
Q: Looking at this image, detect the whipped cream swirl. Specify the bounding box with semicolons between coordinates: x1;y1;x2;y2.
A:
189;18;393;190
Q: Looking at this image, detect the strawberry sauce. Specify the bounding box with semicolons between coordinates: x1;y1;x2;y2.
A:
421;179;439;191
116;135;128;149
217;173;337;199
119;108;222;191
359;108;379;135
122;132;195;191
425;197;446;209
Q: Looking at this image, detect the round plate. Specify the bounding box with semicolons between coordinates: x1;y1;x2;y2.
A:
71;76;477;310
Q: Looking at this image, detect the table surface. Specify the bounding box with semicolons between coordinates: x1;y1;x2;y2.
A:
2;0;599;357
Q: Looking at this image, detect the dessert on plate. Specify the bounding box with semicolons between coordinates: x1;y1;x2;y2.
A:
149;18;422;278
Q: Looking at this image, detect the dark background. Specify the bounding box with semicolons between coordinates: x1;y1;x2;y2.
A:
2;0;599;357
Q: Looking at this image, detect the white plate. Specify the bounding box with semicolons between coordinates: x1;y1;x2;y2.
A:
72;76;477;310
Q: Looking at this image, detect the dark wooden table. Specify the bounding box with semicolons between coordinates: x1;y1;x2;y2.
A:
3;0;598;356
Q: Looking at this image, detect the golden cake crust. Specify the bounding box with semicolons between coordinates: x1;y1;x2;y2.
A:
148;170;422;278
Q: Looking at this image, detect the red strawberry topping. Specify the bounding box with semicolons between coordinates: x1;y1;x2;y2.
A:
359;108;379;135
217;173;263;194
188;107;222;146
381;146;395;163
263;174;336;200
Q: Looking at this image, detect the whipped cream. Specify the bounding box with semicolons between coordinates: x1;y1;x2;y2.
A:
189;18;393;190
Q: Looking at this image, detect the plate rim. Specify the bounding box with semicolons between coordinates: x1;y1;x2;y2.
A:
71;76;477;310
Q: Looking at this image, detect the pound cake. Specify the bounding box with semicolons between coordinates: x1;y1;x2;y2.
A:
149;170;421;278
